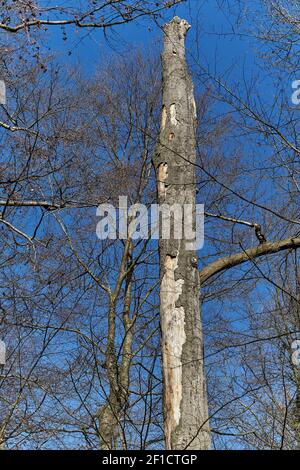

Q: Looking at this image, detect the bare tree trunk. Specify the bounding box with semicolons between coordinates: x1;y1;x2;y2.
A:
292;279;300;449
154;17;211;450
293;379;300;449
98;241;133;449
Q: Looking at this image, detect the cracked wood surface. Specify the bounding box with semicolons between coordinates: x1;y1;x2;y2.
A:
154;16;211;450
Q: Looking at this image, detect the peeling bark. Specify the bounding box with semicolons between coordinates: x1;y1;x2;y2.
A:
154;17;211;450
161;254;186;445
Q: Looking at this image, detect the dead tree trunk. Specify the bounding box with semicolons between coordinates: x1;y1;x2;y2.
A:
154;17;211;450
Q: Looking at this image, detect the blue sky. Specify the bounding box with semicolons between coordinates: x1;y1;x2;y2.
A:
3;0;298;448
42;0;257;81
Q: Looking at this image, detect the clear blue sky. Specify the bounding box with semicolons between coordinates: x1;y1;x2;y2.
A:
43;0;257;84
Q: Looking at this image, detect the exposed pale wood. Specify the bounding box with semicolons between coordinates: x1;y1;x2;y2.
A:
154;16;211;450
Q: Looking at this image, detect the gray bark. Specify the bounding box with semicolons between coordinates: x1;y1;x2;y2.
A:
154;17;211;450
98;241;133;449
294;383;300;449
199;236;300;284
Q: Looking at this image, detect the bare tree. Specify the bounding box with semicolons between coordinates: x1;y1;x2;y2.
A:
0;1;183;33
3;1;300;450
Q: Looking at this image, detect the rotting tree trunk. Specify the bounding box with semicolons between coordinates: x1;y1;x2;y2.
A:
154;17;211;450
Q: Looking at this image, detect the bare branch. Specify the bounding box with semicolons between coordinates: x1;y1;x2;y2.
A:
200;236;300;284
